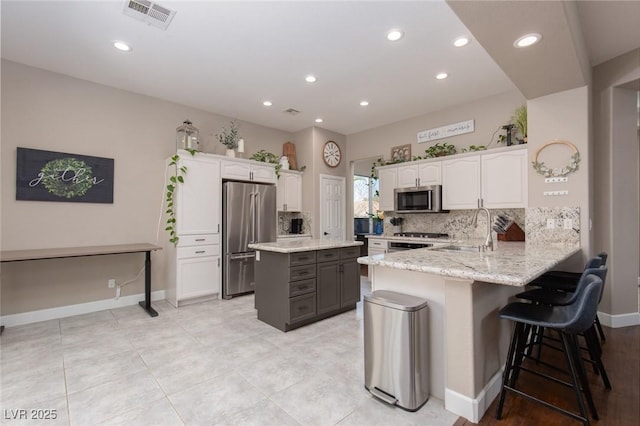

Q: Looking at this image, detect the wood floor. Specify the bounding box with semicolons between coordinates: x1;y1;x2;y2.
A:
454;325;640;425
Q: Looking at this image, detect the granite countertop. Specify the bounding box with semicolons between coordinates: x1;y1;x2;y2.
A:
357;241;580;286
249;239;363;253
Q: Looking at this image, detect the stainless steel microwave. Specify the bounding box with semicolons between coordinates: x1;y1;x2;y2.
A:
394;185;445;213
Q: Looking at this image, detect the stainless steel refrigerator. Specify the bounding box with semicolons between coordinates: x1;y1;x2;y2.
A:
222;181;276;298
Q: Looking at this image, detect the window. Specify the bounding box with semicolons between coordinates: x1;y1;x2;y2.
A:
354;175;379;217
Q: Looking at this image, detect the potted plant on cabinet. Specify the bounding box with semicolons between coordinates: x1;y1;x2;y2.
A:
217;121;241;156
512;105;527;143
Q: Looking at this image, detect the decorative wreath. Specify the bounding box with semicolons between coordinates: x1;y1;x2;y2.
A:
532;140;580;177
40;158;94;198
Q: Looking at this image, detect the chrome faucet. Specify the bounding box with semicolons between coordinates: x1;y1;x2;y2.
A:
472;207;494;251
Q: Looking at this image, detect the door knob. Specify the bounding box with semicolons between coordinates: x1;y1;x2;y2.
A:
323;232;329;235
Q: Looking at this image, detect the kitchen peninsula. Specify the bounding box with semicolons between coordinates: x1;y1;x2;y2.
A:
358;241;580;423
249;239;363;332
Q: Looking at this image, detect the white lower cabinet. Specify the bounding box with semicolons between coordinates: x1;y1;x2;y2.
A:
367;239;388;278
168;237;221;307
177;251;220;300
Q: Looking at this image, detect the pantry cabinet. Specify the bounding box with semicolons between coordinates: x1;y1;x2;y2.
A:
277;170;302;212
168;151;222;307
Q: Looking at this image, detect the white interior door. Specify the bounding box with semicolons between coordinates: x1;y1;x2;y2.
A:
320;174;346;240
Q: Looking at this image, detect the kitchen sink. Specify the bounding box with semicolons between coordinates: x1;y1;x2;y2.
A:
432;245;483;253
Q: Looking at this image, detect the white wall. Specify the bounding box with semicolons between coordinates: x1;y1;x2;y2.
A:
0;60;293;315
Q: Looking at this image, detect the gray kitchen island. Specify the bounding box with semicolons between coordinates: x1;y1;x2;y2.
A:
248;239;363;332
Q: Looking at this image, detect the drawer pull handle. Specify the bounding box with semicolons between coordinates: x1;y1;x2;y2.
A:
298;305;308;311
299;257;308;261
195;238;205;242
299;271;308;275
195;250;205;254
298;286;308;290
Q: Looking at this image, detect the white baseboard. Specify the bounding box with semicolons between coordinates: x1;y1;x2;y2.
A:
1;290;166;328
444;368;503;423
598;310;640;328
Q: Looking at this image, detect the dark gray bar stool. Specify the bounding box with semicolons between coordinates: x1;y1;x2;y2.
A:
496;274;604;426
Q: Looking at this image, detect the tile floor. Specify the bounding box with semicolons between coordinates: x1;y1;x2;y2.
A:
0;279;458;426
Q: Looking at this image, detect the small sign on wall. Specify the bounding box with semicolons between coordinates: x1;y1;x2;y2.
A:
16;147;114;203
417;119;474;143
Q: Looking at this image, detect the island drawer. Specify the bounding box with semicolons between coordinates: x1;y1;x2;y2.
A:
290;251;317;266
340;247;360;259
317;249;340;263
289;278;316;298
290;264;316;281
288;293;317;324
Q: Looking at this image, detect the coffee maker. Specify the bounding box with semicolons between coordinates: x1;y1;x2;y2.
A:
290;218;303;234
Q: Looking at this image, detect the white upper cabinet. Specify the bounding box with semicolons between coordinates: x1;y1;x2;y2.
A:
397;162;441;188
176;154;221;235
481;149;528;208
277;170;303;212
377;166;398;212
442;146;528;210
442;156;482;210
221;159;276;184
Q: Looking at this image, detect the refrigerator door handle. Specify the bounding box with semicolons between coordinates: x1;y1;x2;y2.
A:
229;252;256;260
249;192;255;243
253;192;262;243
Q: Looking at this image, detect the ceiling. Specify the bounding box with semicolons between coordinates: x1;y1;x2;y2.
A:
2;1;638;136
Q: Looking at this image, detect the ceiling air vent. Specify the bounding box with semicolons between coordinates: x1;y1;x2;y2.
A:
123;0;176;30
283;108;301;115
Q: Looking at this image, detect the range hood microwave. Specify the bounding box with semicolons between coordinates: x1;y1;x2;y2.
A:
394;185;447;213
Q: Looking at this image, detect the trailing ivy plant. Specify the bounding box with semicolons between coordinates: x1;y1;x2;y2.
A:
249;149;282;178
165;149;197;245
423;142;457;158
460;145;487;153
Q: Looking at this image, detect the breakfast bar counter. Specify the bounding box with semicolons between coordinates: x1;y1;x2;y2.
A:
357;241;580;423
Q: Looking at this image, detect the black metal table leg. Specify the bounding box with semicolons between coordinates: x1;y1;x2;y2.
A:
138;250;158;317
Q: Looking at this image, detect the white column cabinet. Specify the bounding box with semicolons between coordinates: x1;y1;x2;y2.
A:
442;147;528;210
168;152;222;307
397;162;441;188
221;159;276;184
377;166;398;212
277;170;302;212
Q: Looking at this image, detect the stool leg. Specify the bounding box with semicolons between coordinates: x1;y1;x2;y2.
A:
571;333;599;420
584;326;611;390
595;315;606;341
561;332;591;425
496;322;523;419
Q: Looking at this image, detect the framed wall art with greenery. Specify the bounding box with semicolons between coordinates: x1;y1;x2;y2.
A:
16;147;114;203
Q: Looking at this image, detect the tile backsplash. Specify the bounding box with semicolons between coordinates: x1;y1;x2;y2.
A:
381;206;580;245
383;209;526;240
525;206;580;245
278;211;312;235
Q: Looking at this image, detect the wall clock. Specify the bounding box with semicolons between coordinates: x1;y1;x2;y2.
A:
323;141;341;167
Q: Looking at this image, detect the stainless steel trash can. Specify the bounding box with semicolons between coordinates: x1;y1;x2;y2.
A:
364;290;429;411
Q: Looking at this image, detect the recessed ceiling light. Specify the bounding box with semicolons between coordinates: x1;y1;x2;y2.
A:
263;101;273;106
305;75;317;83
113;41;132;52
315;118;323;123
453;37;470;47
436;72;448;80
360;101;369;107
386;30;404;42
514;33;542;48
